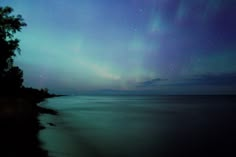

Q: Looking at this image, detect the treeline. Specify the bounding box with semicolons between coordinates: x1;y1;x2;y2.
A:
0;6;25;96
0;6;55;98
19;87;56;102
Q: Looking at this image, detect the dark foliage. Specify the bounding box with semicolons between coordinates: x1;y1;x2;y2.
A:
20;87;56;102
0;6;26;95
0;6;55;157
0;6;54;97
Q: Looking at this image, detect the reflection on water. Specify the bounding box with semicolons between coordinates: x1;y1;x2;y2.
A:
39;95;235;157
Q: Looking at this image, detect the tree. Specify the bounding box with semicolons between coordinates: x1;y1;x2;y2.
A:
0;6;26;95
4;66;23;94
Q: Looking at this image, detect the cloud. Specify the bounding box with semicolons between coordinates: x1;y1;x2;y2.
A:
135;73;236;94
152;73;236;87
137;78;168;88
186;73;236;86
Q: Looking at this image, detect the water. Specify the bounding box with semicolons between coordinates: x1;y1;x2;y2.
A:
39;95;235;157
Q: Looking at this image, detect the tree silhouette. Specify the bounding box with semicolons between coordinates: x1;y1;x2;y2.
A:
4;66;23;94
0;6;26;95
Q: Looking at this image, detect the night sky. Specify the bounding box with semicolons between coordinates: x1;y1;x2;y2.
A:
2;0;236;94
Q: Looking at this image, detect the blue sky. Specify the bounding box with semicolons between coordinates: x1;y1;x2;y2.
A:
1;0;236;94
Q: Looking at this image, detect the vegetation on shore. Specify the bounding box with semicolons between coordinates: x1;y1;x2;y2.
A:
0;5;57;157
0;5;55;96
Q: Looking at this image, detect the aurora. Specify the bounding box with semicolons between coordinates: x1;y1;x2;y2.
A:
2;0;236;94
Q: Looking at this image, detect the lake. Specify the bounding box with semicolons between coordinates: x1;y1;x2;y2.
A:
39;95;235;157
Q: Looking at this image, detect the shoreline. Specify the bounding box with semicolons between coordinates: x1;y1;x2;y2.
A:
0;96;58;157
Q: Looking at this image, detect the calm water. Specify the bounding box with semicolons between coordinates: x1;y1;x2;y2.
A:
39;95;235;157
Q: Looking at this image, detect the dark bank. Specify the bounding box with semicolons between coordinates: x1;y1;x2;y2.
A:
0;88;58;157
